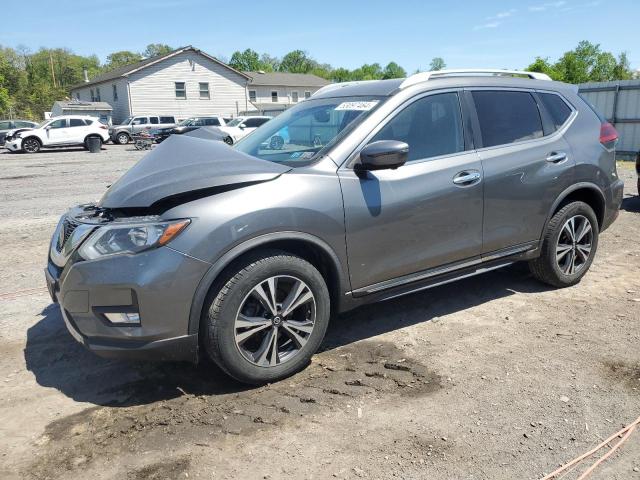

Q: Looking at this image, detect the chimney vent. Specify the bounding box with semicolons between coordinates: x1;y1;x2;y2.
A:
83;68;89;83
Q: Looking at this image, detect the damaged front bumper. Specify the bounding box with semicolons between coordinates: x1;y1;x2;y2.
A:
45;205;210;362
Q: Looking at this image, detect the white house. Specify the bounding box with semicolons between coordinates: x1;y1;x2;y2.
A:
243;71;330;115
70;46;252;124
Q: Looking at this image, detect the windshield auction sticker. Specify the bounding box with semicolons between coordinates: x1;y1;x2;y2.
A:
335;101;379;111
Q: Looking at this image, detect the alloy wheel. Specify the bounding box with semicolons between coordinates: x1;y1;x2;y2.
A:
23;138;40;153
234;275;316;367
555;215;593;275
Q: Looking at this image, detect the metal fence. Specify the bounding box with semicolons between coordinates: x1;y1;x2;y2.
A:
578;79;640;160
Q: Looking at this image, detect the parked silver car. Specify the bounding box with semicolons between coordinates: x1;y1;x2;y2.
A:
109;115;177;144
46;69;623;384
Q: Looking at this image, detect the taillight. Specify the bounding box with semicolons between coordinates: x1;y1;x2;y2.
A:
600;122;618;148
99;125;108;130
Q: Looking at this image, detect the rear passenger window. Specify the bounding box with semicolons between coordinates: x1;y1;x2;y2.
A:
160;116;175;123
538;93;572;129
69;119;85;127
204;118;220;126
370;92;464;162
149;117;159;124
472;91;543;148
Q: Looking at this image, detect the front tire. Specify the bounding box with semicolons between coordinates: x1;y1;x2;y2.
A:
223;136;233;145
22;137;41;153
529;201;599;287
203;251;330;385
115;132;130;145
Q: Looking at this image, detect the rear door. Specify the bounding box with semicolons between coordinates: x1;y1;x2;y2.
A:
68;118;89;143
469;89;575;254
339;91;484;293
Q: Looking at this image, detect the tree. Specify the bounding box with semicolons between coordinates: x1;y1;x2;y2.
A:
613;52;633;81
279;50;314;73
526;56;562;81
142;43;173;58
429;57;446;71
260;53;280;72
105;50;143;70
332;67;352;83
229;49;263;71
382;62;406;79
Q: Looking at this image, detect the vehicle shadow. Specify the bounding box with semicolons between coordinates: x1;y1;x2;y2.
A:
621;195;640;213
24;263;549;407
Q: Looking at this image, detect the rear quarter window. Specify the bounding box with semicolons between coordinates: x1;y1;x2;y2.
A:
538;93;572;129
160;116;175;123
471;90;543;148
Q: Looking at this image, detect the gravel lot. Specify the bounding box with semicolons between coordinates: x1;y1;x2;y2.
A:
0;145;639;480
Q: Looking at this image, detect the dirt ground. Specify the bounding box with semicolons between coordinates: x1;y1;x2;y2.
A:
0;145;638;480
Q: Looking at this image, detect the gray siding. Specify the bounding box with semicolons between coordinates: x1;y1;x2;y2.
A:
128;51;248;119
71;78;130;123
579;79;640;155
247;85;320;108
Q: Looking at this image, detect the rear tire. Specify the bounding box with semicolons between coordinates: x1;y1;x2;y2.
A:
202;250;330;385
529;201;598;287
223;136;233;145
115;132;130;145
22;137;41;153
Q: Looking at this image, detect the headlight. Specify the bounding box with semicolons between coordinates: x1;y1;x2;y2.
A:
78;219;190;260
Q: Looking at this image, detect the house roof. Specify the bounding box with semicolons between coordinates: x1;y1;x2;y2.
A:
245;71;330;88
72;46;250;90
53;100;113;111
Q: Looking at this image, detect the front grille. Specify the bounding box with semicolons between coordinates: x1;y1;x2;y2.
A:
58;217;80;250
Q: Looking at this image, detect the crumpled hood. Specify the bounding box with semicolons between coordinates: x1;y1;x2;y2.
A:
99;134;291;209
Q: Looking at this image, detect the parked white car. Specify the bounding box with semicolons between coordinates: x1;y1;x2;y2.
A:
218;116;271;145
4;116;110;153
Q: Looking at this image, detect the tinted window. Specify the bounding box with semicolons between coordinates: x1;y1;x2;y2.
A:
0;121;11;129
133;117;148;125
159;116;175;123
472;91;543;147
539;93;572;130
370;92;464;162
14;121;35;128
245;118;269;128
69;118;85;127
204;118;220;126
48;119;67;129
149;117;159;124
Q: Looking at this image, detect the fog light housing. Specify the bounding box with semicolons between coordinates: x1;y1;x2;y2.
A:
103;312;140;325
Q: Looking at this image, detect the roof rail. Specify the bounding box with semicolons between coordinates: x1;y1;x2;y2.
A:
400;69;552;89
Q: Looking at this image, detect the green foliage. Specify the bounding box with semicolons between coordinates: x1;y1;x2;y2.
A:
279;50;314;73
429;57;446;71
382;62;407;79
142;43;173;58
526;41;633;83
105;50;143;70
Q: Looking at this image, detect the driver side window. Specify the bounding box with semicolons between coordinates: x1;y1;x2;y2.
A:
48;119;67;129
370;92;464;162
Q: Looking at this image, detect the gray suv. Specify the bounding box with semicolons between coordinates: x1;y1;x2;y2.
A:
46;69;623;384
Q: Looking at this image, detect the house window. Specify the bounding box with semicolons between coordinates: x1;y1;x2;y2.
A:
175;82;186;99
304;91;311;99
249;90;257;102
199;82;210;99
291;91;299;103
95;87;101;101
112;84;118;101
271;91;278;103
75;92;80;100
90;88;95;101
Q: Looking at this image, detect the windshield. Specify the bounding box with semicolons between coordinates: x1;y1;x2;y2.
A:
179;118;196;126
120;116;133;126
226;118;243;127
37;120;50;128
234;96;384;165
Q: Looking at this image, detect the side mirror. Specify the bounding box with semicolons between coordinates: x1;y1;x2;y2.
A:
357;140;408;172
239;124;246;129
45;126;51;130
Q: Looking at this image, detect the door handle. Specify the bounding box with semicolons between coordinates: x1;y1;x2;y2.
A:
546;151;567;163
453;170;481;185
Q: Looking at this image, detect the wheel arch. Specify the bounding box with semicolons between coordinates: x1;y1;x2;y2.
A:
545;183;606;233
187;232;348;337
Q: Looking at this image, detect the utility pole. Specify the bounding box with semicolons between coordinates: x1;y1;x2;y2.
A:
49;52;57;88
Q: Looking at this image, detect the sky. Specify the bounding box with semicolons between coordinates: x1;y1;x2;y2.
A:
1;0;638;72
